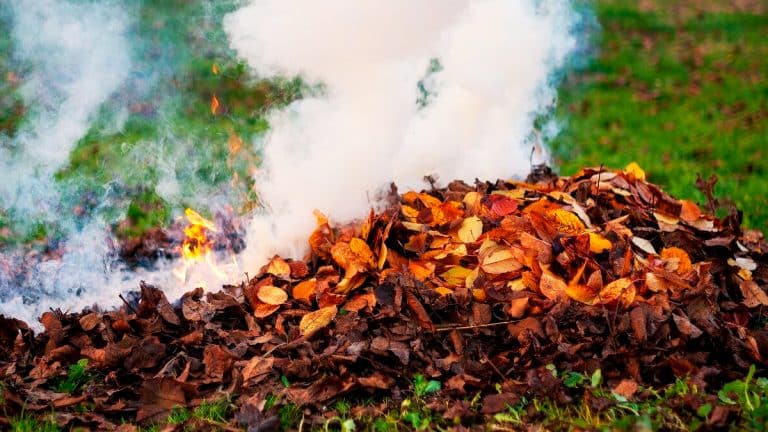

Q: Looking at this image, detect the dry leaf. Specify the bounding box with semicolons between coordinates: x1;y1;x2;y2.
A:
257;285;288;305
480;246;523;274
624;162;646;181
539;267;568;301
441;266;474;286
588;232;612;254
300;306;338;337
661;247;693;274
292;279;317;304
266;257;291;278
458;216;483;243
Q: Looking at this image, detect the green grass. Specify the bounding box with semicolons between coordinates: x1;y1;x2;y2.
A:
54;359;90;394
550;0;768;231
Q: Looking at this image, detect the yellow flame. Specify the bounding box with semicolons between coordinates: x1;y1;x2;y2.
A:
174;208;226;283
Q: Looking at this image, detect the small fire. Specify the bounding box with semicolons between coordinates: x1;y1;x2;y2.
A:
173;208;228;283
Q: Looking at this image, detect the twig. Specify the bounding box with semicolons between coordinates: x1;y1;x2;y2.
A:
118;294;138;315
435;320;518;332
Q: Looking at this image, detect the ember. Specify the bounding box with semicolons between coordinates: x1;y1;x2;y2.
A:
0;165;765;430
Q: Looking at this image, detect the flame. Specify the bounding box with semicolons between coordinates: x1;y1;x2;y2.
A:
211;94;220;114
173;208;228;283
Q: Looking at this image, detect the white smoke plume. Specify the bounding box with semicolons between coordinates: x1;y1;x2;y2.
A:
1;0;131;218
224;0;579;269
0;0;131;324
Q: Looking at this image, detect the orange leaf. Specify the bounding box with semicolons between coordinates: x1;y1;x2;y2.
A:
299;306;337;337
539;267;568;301
292;279;317;304
253;303;280;318
408;261;435;281
679;199;702;223
660;247;692;274
598;278;635;307
344;292;377;312
257;286;288;305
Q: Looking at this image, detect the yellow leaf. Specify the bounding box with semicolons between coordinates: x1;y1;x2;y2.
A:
550;209;585;235
624;162;646;181
480;246;523;274
266;257;291;278
299;306;338;337
458;216;483;243
349;238;376;267
598;278;634;306
257;285;288;305
377;243;388;270
565;263;597;304
212;63;219;75
441;266;474;286
435;287;454;296
588;232;612;254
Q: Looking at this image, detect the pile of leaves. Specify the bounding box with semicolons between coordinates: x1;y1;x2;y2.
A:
1;165;767;430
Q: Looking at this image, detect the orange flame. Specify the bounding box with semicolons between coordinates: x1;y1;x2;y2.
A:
211;94;220;114
173;208;227;283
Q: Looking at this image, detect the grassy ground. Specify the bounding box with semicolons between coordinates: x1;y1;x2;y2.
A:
0;1;767;429
550;0;768;231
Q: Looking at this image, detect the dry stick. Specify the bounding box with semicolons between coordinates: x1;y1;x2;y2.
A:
481;352;506;381
435;320;518;332
118;294;138;315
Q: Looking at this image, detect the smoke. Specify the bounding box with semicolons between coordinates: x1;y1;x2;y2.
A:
224;0;580;268
0;0;586;326
1;0;131;220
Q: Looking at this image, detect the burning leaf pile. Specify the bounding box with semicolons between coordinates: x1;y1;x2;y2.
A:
1;165;767;430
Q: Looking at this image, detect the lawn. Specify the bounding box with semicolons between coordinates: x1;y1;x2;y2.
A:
550;0;768;231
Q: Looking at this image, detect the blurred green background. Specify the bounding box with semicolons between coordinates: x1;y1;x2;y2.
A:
551;0;767;230
0;0;765;251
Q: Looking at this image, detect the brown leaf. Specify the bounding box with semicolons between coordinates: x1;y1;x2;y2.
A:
481;393;521;414
137;378;187;422
204;345;234;380
78;313;101;332
739;279;768;308
242;356;274;383
612;379;639;399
